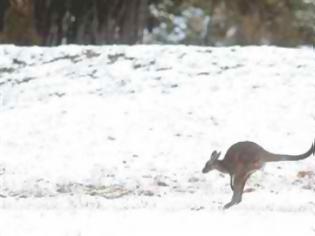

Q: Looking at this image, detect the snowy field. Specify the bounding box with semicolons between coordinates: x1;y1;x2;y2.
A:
0;45;314;235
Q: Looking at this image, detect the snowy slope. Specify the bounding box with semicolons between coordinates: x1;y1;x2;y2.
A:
0;45;314;235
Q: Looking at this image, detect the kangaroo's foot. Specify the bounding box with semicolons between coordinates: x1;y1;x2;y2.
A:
223;202;234;209
223;196;242;209
223;201;238;209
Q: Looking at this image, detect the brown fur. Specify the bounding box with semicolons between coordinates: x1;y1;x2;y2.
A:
202;140;315;209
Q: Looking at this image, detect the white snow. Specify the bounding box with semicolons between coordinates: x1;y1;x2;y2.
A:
0;45;314;235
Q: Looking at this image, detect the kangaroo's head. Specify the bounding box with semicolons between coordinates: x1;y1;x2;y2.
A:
202;150;221;173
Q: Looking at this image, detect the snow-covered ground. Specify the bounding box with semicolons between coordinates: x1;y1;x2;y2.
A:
0;45;314;235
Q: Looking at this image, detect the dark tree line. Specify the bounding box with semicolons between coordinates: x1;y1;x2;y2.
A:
0;0;314;46
0;0;148;46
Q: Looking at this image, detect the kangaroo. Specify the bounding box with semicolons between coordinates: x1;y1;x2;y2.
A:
202;140;315;209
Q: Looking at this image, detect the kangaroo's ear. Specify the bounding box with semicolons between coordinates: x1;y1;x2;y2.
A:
211;150;218;160
216;151;221;159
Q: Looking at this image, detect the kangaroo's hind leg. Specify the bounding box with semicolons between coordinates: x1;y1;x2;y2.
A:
224;173;251;209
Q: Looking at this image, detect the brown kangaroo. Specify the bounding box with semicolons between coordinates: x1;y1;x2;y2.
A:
202;140;315;209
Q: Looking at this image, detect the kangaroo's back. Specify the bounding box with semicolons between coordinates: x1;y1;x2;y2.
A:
222;142;266;174
224;140;315;163
224;141;264;162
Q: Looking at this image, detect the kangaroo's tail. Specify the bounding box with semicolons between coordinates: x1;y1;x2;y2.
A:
266;139;315;162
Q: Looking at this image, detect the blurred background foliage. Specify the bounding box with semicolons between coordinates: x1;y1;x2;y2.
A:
0;0;314;46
